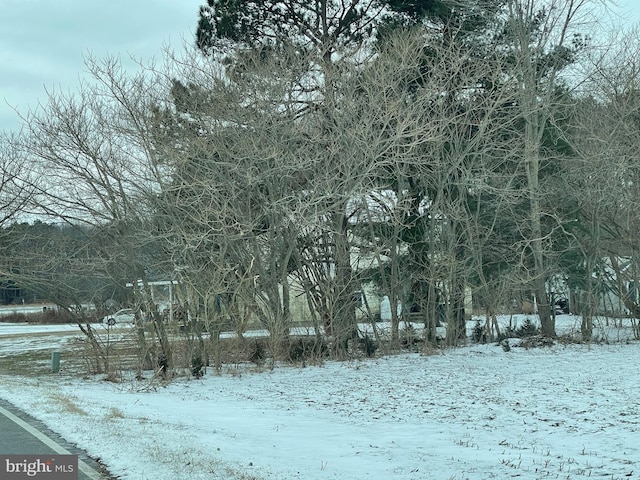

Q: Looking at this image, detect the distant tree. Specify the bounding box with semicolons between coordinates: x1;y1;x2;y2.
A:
0;222;122;305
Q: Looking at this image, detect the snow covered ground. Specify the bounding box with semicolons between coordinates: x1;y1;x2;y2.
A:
0;315;639;479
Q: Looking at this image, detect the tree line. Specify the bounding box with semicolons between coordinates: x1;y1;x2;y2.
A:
1;0;639;372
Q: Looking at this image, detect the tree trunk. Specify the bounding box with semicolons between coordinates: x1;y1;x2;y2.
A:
331;211;357;357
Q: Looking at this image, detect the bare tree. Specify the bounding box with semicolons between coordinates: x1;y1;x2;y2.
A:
9;57;178;375
0;133;33;226
568;25;640;338
497;0;603;336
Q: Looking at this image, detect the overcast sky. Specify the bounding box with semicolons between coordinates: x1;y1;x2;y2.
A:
1;0;639;134
0;0;202;132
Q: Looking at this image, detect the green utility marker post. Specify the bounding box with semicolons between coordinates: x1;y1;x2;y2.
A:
51;350;61;373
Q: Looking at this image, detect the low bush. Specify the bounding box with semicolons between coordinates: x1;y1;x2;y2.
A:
495;317;539;342
400;324;422;351
287;337;328;364
191;355;205;378
472;319;488;343
359;335;378;357
515;317;539;337
517;335;555;349
248;340;267;366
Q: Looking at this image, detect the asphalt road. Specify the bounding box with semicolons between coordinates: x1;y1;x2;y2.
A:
0;399;113;479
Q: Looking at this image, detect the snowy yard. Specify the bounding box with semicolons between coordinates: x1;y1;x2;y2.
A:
0;315;639;479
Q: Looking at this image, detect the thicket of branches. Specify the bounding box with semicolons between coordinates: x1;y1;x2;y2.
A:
2;0;640;375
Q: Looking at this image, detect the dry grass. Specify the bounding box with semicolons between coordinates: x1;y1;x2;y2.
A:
2;321;378;381
48;393;89;416
105;407;125;419
0;309;99;325
0;351;54;376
